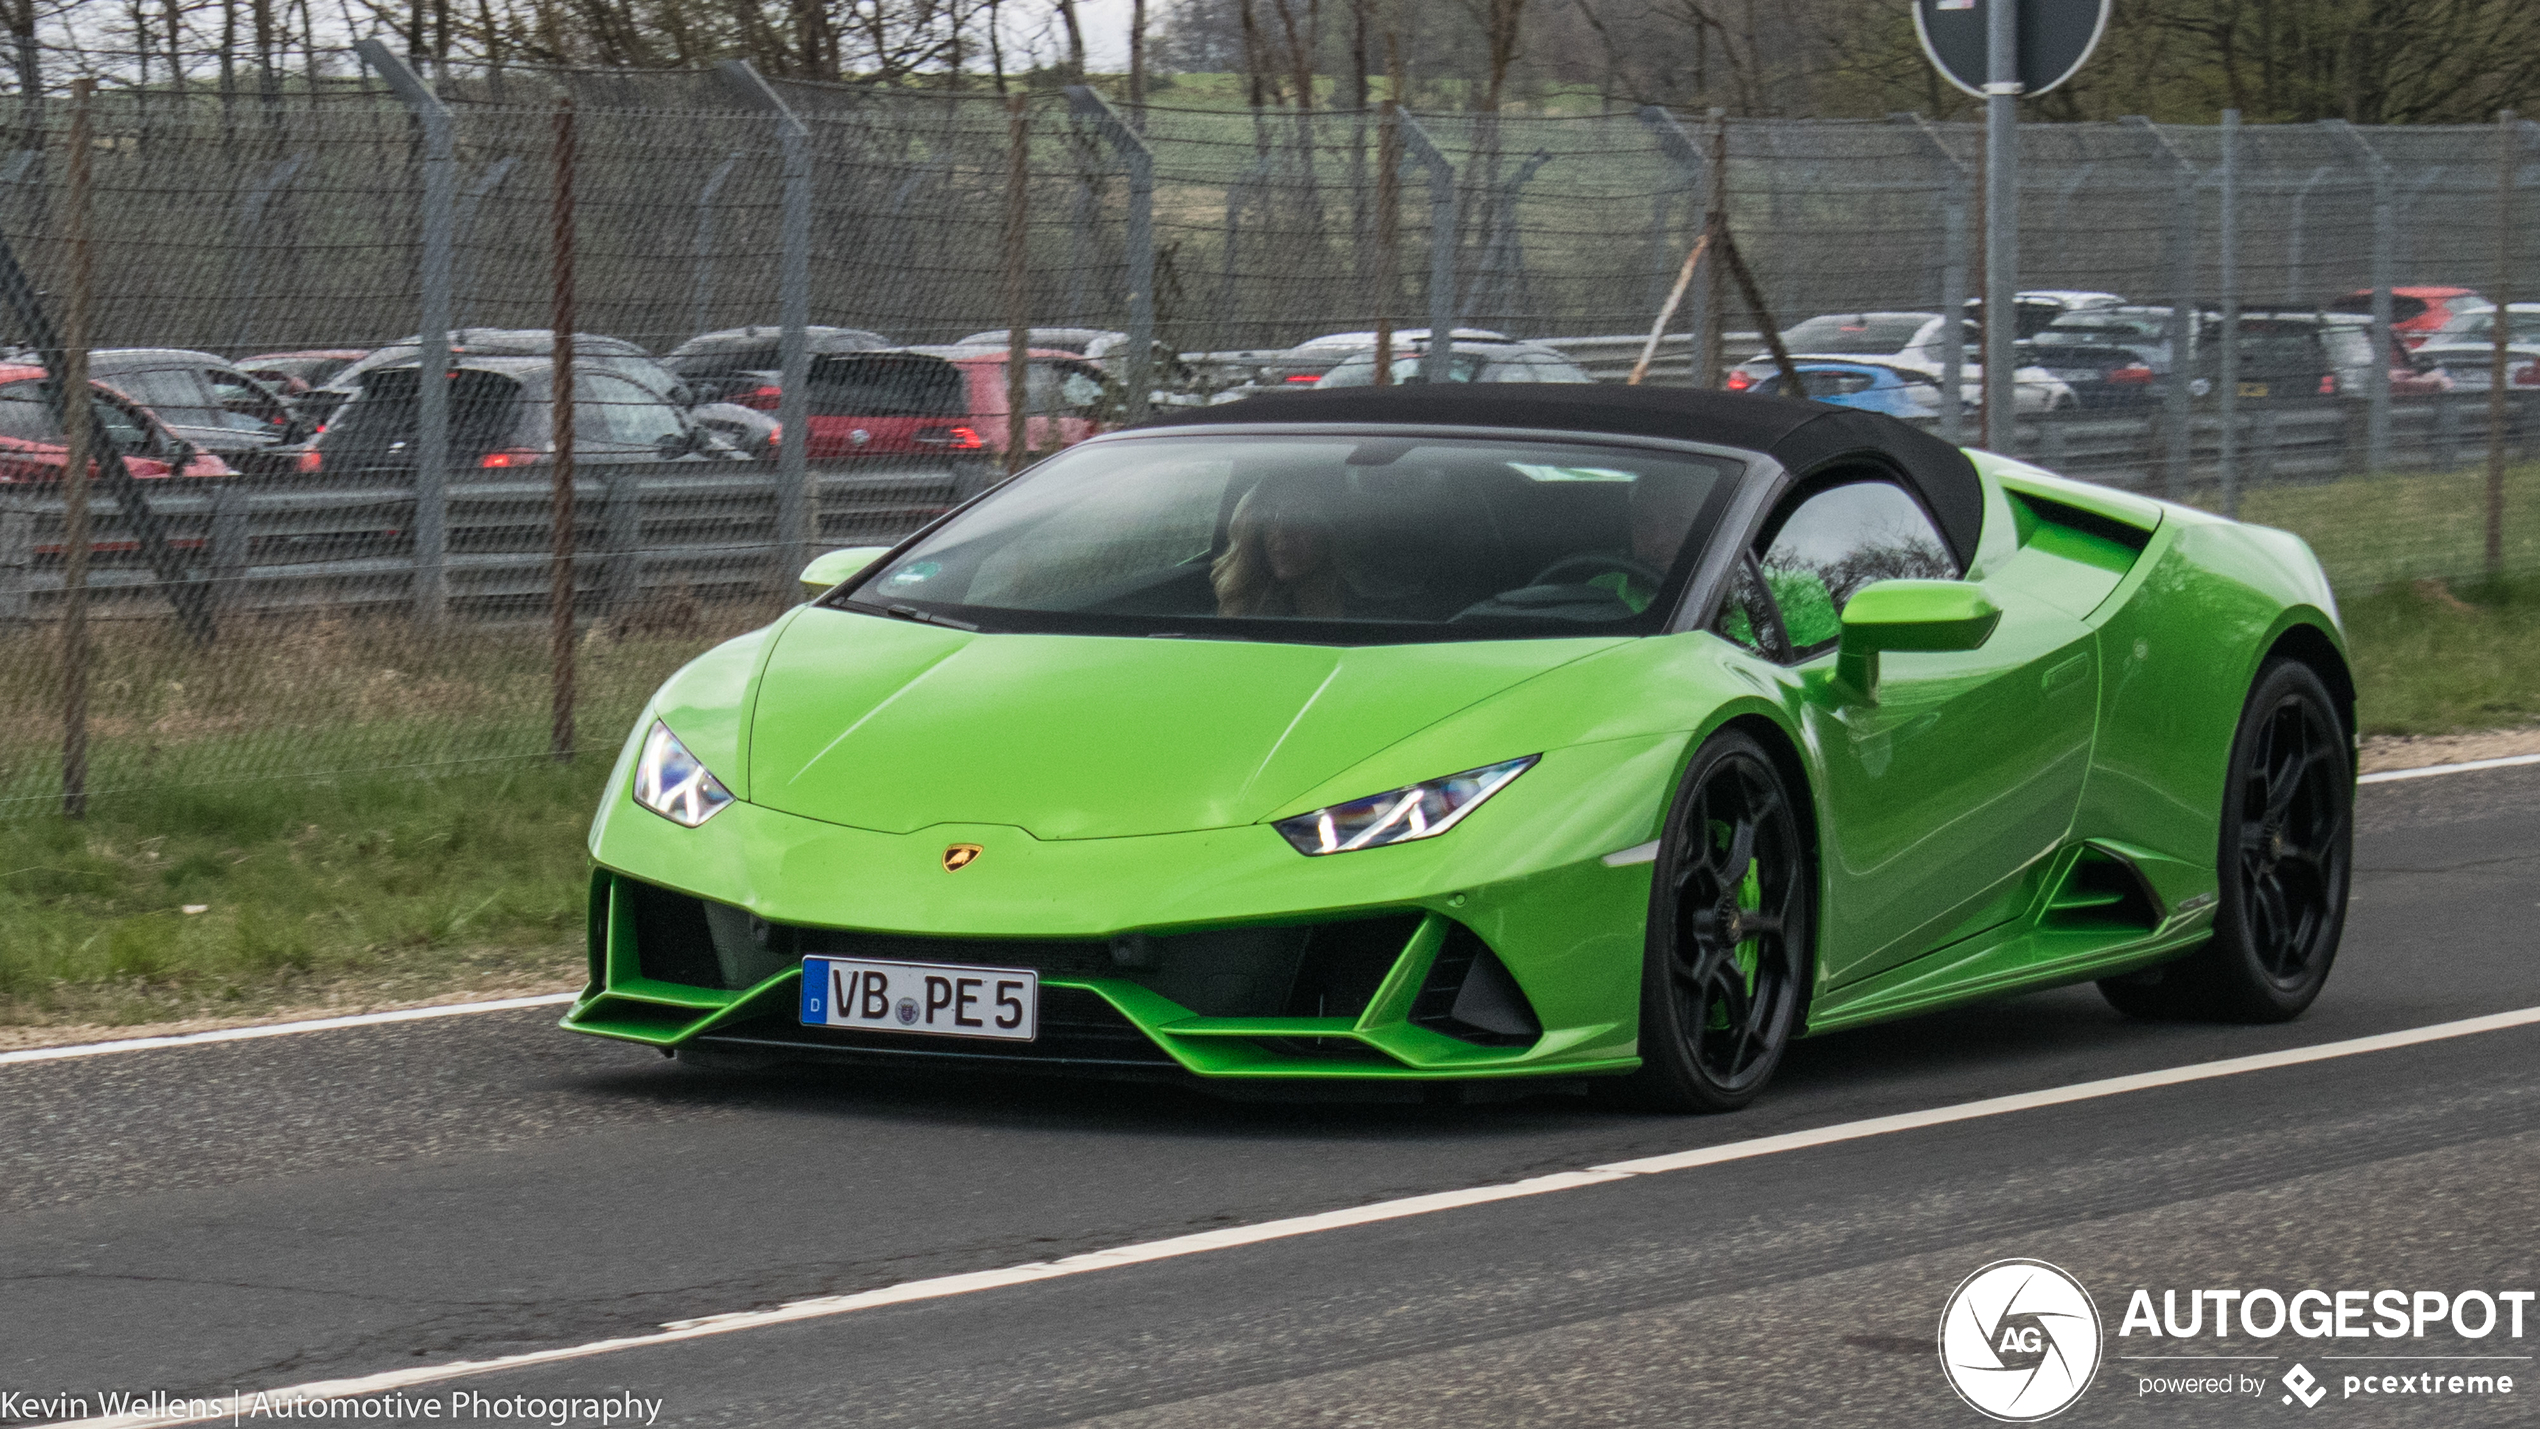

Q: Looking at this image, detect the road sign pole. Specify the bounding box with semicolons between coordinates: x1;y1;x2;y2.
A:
1983;0;2018;453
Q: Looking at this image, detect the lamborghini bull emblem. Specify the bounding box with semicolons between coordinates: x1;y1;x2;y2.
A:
942;843;983;872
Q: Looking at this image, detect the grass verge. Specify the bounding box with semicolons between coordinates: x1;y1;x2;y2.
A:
0;758;608;1031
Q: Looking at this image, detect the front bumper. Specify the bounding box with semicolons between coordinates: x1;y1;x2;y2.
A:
565;735;1685;1080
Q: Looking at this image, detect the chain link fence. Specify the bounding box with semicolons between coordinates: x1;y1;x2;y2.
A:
1;53;2535;814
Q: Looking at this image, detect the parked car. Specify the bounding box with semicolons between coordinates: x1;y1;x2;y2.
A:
2179;312;2345;403
778;347;1115;460
1730;312;2075;413
307;356;746;475
87;348;308;476
952;327;1122;356
2316;313;2452;397
2013;335;2161;410
2407;304;2540;392
1967;290;2127;340
952;328;1204;405
2403;341;2539;394
2327;287;2484;349
1262;328;1513;386
0;363;234;483
665;325;895;405
302;330;683;428
1735;360;1950;418
237;349;368;396
1313;340;1597;387
2422;300;2540;347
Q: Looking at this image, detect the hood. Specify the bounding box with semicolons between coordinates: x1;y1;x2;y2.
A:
746;608;1622;839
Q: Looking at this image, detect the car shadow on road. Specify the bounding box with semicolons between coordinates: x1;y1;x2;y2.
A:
563;980;2260;1146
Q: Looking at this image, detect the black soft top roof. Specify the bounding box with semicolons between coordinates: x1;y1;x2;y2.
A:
1133;383;1986;567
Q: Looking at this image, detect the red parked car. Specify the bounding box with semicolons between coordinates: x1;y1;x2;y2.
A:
0;364;234;484
730;346;1115;459
2328;287;2485;349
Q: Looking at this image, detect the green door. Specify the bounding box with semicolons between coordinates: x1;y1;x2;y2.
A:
1732;476;2098;986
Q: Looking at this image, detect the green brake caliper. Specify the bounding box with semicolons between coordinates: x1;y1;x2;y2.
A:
1704;820;1765;1031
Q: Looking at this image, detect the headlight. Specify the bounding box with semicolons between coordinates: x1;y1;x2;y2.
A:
1273;756;1538;856
632;721;736;827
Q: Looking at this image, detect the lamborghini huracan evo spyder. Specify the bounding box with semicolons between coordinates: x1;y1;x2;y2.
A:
565;384;2353;1111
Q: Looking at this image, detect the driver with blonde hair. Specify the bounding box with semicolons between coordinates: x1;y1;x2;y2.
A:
1212;475;1348;618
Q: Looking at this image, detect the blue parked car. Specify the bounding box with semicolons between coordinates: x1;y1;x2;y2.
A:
1738;360;1952;418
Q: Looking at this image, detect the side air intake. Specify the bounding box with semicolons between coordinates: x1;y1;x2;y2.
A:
2042;845;2162;933
1410;922;1542;1048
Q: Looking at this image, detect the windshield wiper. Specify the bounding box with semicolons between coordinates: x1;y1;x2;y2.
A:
881;602;980;632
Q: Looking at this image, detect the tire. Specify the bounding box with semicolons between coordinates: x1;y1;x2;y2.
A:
2098;658;2352;1022
1621;729;1813;1112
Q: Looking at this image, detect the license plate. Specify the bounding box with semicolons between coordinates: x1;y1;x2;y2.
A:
799;957;1038;1041
2238;382;2270;398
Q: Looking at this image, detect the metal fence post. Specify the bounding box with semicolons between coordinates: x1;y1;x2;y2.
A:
2217;110;2241;517
1981;0;2019;454
227;153;304;347
692;151;745;339
1394;115;1458;385
359;37;453;624
452;155;519;329
208;482;248;609
1065;86;1154;422
2324;120;2394;474
1897;114;1969;446
2125;117;2196;499
605;469;642;615
2488;110;2521;576
2284;165;2333;307
0;496;28;625
550;95;578;765
718;61;812;581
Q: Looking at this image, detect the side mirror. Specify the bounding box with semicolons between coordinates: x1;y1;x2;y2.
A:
799;545;893;599
1835;579;2000;702
654;430;695;459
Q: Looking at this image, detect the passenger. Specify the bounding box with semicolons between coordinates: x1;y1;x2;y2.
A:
1212;477;1347;618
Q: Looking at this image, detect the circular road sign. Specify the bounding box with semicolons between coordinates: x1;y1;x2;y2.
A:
1914;0;2111;101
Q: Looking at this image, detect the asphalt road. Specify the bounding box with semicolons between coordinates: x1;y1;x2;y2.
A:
5;766;2538;1427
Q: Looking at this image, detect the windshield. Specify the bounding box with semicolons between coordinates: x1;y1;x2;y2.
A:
838;433;1744;644
1780;315;1932;355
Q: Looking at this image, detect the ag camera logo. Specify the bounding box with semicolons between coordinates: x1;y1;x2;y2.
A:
1940;1259;2103;1421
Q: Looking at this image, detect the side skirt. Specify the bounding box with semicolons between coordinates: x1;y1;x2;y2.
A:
1801;843;2217;1036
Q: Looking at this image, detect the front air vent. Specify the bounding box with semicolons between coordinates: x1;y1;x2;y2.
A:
2041;846;2162;933
1409;922;1542;1048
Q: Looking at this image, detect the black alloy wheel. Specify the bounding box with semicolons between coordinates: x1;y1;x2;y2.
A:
2101;658;2352;1022
1625;729;1812;1112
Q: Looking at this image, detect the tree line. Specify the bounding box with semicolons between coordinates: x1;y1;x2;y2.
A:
6;0;2536;123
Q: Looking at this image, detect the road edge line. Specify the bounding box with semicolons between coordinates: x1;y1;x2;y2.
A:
0;994;579;1067
50;1003;2540;1429
2359;751;2540;785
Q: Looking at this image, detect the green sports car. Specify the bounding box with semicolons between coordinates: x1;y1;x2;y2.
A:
566;385;2354;1110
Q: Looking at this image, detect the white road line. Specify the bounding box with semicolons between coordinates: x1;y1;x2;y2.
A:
2360;752;2540;785
53;1001;2540;1429
0;993;577;1067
